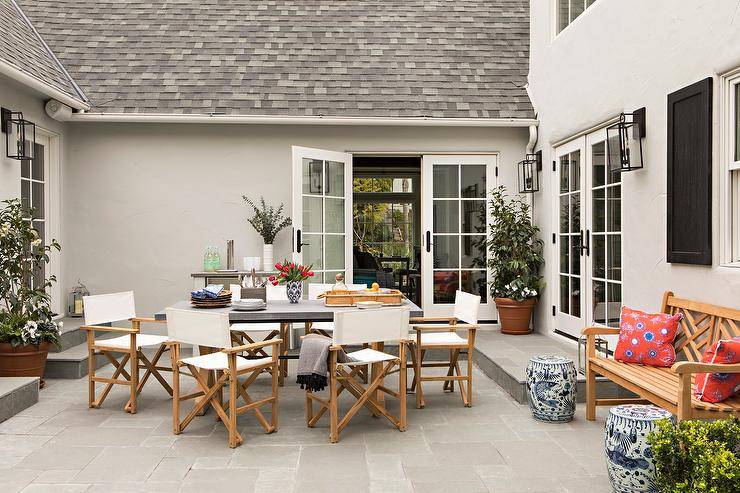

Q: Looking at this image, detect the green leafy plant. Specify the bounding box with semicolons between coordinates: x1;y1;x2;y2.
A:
0;199;61;347
486;186;544;301
242;196;292;244
647;417;739;493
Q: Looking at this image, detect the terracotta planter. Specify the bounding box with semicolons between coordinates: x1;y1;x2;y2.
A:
0;341;50;387
495;297;536;335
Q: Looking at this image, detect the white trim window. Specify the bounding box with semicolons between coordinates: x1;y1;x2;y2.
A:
721;69;740;265
557;0;597;34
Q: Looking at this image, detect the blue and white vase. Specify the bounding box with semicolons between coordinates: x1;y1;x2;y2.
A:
525;355;577;422
604;404;674;493
286;281;302;303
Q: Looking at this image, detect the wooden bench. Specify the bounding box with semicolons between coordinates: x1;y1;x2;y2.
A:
584;291;740;421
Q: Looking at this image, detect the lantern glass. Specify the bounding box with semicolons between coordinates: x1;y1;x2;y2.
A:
517;153;540;193
2;110;35;160
577;335;610;374
67;280;90;317
606;111;644;173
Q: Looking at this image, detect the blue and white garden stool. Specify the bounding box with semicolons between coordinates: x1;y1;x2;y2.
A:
525;355;577;422
604;404;673;493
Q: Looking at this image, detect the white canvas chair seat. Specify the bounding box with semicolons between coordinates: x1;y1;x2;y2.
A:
180;352;272;371
83;291;173;414
304;283;368;336
410;290;480;409
345;348;397;365
419;332;467;346
96;334;170;350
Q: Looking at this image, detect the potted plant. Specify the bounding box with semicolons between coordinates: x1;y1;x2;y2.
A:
487;186;544;335
0;199;62;387
242;196;292;272
268;261;314;303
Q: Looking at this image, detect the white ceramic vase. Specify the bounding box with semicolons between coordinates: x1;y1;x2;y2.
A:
262;243;274;272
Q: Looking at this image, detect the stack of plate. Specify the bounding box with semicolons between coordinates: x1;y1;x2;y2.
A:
191;290;232;309
232;298;267;311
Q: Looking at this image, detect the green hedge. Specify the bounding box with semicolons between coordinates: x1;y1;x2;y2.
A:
647;417;739;493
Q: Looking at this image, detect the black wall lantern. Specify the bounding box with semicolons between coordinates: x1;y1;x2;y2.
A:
1;108;36;160
517;150;542;193
606;107;645;173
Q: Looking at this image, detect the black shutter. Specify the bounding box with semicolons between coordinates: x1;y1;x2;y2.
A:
666;77;713;265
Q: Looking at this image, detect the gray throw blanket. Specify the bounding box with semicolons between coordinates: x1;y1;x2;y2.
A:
296;334;353;392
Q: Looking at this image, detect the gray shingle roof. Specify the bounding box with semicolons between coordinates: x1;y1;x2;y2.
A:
0;0;84;102
18;0;534;119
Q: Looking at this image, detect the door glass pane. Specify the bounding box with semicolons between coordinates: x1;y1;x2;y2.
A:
433;165;458;198
461;271;487;303
21;180;31;215
560;156;569;192
32;144;44;181
325;235;345;270
558;0;569;32
32;221;45;290
325;197;344;233
569;0;585;20
592;234;605;278
560;237;569;273
21;158;30;179
592;141;605;187
461;235;486;268
302;196;323;233
607;282;621;327
325;161;344;197
301;234;323;270
460;165;486;198
592;188;605;232
592;280;606;325
433;235;459;268
302;158;323;195
571;276;581;317
570;194;580;232
462;200;486;233
560;275;569;314
735;83;740;161
559;196;569;233
570;150;580;192
607;235;621;281
32;182;44;219
571;238;581;276
607;186;621;231
433;271;459;304
433;201;459;233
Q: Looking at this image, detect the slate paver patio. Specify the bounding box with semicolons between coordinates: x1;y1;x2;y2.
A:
0;360;613;492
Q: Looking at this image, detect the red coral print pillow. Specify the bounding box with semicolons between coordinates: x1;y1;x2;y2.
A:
694;337;740;403
614;306;682;367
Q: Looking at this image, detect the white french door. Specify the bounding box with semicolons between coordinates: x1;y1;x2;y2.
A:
554;128;623;339
291;146;353;288
421;154;497;319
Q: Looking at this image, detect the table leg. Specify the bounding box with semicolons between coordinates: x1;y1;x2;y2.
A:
371;341;386;416
195;345;216;416
279;322;289;387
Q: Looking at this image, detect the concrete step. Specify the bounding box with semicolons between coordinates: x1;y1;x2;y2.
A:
46;342;109;379
0;377;39;423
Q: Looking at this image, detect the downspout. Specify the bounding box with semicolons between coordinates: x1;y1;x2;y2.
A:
526;123;538;155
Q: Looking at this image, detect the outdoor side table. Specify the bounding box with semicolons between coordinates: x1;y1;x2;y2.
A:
604;404;673;493
525;355;577;422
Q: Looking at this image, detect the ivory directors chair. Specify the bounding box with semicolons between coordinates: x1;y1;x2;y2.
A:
166;307;280;448
305;307;410;443
306;283;368;336
410;290;480;408
82;291;171;413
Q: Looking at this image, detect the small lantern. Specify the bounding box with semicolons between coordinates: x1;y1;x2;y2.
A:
606;107;645;173
67;280;90;318
1;108;36;160
517;150;542;193
578;335;610;375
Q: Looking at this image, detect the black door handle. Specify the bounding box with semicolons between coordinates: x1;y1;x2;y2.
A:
425;231;432;252
296;229;303;253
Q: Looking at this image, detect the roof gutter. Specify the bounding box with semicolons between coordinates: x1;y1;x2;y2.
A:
0;59;90;111
65;112;538;127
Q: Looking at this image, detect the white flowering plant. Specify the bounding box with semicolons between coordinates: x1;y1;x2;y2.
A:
0;199;61;347
498;279;538;302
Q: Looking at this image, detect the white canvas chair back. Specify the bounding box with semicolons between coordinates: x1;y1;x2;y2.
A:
308;283;369;300
83;291;136;326
266;283;288;301
165;307;231;349
333;307;410;346
453;290;480;325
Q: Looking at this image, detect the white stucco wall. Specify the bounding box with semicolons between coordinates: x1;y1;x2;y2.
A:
529;0;740;333
63;123;528;316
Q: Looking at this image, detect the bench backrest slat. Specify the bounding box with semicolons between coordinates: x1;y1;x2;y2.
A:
661;291;740;362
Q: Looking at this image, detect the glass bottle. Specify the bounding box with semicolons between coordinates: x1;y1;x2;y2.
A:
212;247;222;271
332;273;348;292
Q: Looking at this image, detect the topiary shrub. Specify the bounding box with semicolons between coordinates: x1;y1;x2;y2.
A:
647;417;739;493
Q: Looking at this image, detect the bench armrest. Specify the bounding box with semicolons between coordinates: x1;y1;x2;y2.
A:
672;361;740;374
581;326;620;336
222;339;283;354
81;325;138;334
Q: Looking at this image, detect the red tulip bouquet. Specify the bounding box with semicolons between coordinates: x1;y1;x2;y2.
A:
269;261;314;303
